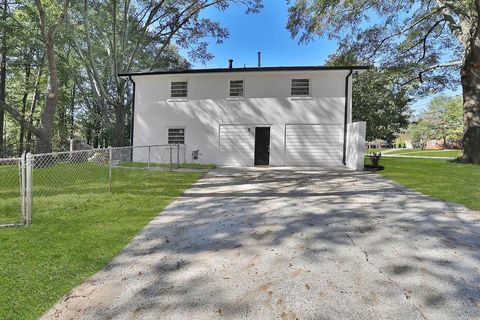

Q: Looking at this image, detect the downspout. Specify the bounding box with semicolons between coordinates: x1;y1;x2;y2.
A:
342;68;354;165
128;75;136;147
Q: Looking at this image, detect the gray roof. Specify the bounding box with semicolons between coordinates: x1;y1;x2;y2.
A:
118;65;371;77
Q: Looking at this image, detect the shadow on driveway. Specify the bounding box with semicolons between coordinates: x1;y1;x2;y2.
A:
43;168;480;320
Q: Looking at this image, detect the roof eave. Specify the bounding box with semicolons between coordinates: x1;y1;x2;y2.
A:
118;65;372;78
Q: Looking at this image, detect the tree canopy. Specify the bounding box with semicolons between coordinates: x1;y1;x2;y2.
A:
326;52;410;142
287;0;480;163
0;0;263;154
351;70;410;142
406;95;463;148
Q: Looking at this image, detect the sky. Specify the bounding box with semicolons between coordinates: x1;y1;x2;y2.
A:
183;0;461;114
190;0;337;69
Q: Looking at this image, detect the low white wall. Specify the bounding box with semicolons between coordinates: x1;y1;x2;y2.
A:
346;122;367;170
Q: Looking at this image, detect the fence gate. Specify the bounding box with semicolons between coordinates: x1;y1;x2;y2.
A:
0;156;26;227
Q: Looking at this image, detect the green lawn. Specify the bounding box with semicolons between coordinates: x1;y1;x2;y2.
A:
388;149;462;158
0;164;207;320
365;148;390;153
404;150;462;157
366;148;463;158
366;157;480;211
117;161;215;170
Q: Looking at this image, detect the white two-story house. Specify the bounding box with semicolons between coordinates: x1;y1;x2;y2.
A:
119;64;368;169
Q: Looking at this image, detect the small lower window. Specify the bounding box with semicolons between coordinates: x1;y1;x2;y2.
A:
168;128;185;144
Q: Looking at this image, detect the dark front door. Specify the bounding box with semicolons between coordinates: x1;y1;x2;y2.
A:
254;127;270;165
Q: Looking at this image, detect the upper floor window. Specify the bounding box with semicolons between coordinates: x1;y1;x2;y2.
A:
168;128;185;144
291;79;310;96
229;80;244;97
171;81;188;98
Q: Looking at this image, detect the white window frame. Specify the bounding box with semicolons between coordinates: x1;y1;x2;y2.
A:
167;127;186;145
290;78;311;97
170;80;189;99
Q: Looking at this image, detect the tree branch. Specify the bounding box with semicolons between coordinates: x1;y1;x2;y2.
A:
0;102;41;137
418;20;445;62
75;0;117;106
400;19;446;62
148;0;226;70
404;5;446;33
436;1;463;41
401;60;463;86
367;6;446;60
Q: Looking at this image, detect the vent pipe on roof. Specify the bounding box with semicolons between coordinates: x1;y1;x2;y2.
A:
228;59;233;69
257;52;261;68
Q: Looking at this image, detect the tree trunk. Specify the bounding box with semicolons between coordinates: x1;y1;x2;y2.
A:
69;82;75;139
461;47;480;164
26;61;43;151
0;0;6;157
19;52;32;155
113;105;125;147
34;0;69;153
86;123;92;145
36;35;59;153
58;104;68;150
93;103;100;148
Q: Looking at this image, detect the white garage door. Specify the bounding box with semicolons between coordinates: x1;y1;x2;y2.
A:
285;124;343;166
219;124;254;166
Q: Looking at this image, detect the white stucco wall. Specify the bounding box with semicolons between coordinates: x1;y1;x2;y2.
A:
346;122;367;170
132;69;354;166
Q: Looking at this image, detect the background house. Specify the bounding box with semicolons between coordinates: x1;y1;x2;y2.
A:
120;65;368;169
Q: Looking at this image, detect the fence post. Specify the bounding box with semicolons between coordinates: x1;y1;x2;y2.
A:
183;144;186;164
20;152;26;225
169;145;172;171
147;145;151;175
177;144;180;168
109;147;113;192
25;152;32;225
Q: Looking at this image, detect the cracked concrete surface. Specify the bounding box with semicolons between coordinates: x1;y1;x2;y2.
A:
42;167;480;320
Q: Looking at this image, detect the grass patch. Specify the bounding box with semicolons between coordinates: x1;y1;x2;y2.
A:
0;164;206;320
117;161;215;170
388;149;462;157
365;148;389;153
404;150;461;157
366;148;463;158
366;157;480;211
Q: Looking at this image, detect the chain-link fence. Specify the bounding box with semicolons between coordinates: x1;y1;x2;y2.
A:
0;157;25;226
126;144;186;171
0;144;192;227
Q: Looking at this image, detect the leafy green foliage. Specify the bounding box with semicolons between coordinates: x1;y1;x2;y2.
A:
327;53;410;141
406;96;463;147
0;0;264;153
70;0;263;146
428;96;463;141
287;0;480;163
406;120;436;148
287;0;464;93
352;70;410;141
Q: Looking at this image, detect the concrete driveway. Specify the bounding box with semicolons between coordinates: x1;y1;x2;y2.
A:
43;168;480;320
